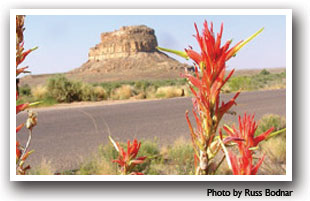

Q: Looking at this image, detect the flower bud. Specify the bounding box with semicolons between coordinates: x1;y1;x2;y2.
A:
26;110;37;130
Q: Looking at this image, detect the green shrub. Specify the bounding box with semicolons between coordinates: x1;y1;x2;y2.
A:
47;75;83;103
135;80;150;92
19;84;31;96
80;83;107;101
228;76;253;91
259;69;271;75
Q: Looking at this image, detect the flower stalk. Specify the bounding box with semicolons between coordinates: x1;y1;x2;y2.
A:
158;21;263;175
16;15;38;175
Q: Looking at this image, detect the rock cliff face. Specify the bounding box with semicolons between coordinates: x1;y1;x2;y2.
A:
71;25;189;74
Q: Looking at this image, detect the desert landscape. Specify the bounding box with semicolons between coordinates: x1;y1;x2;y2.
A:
16;16;287;176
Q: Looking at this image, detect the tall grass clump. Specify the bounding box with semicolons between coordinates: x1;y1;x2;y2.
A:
28;159;55;175
111;85;133;100
165;138;195;175
155;86;184;98
32;85;48;100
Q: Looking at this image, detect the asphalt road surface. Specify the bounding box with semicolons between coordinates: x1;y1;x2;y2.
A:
16;89;286;171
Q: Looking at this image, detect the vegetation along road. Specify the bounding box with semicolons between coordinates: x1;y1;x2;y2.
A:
16;89;286;171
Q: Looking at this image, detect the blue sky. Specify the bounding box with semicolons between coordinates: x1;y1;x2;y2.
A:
21;15;286;75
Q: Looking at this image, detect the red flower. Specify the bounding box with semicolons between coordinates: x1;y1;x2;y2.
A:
224;113;274;175
158;21;263;175
223;113;274;149
110;137;146;175
229;151;265;175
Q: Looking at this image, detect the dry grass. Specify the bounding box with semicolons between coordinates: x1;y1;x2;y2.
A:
93;86;108;100
77;156;117;175
111;85;133;100
29;159;55;175
155;86;184;98
131;92;146;99
259;132;286;175
145;86;157;99
32;85;48;100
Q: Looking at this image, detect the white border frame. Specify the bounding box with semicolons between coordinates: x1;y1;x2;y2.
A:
10;9;292;181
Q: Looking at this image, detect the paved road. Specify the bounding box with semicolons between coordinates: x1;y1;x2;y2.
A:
16;89;286;171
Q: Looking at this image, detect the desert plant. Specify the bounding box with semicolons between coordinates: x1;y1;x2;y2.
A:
19;84;32;96
158;21;265;175
111;85;133;100
256;114;286;135
155;86;183;98
166;138;195;175
260;69;270;75
108;136;147;175
28;159;55;175
93;86;108;100
223;114;274;175
16;15;39;175
228;76;253;91
32;85;48;100
47;75;83;102
78;155;116;175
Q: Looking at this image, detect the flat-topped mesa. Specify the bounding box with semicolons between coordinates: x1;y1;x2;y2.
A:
89;25;158;61
71;25;190;76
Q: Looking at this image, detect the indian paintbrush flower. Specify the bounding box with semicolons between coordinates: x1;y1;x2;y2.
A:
109;136;146;175
224;113;274;175
158;21;263;175
16;15;38;175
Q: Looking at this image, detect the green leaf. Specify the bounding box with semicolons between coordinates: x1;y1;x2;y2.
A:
266;128;286;140
234;27;264;54
108;136;119;152
156;46;189;60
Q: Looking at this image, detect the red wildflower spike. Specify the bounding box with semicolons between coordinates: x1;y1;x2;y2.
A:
161;21;264;175
224;114;273;175
110;137;146;175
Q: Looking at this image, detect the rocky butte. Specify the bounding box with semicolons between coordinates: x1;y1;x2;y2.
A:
71;25;189;76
